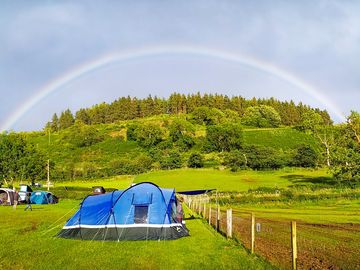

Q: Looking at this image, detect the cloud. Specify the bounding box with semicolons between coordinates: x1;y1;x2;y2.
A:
1;0;359;130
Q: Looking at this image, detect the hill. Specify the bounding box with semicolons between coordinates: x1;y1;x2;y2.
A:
25;113;321;181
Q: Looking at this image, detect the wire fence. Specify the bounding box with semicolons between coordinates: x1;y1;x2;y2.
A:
185;197;360;270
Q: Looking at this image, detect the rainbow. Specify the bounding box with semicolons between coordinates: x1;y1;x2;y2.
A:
1;45;346;131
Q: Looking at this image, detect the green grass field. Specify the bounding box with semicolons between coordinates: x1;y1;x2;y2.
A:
0;200;275;270
134;167;331;192
231;199;360;224
3;168;359;269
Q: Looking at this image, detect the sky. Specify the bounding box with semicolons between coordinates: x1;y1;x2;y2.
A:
0;0;359;131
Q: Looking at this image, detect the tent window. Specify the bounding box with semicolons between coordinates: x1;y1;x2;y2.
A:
134;206;148;224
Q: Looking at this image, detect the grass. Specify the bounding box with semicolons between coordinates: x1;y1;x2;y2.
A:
134;167;331;192
0;200;275;270
230;199;360;224
54;175;134;189
243;128;319;150
3;168;359;270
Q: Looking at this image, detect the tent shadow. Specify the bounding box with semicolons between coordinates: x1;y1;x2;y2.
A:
184;215;200;220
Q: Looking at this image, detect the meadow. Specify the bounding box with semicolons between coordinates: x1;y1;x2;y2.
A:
2;168;359;269
0;200;274;270
134;167;331;192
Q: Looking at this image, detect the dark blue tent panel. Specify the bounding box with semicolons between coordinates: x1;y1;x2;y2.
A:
58;182;189;241
177;189;216;195
30;191;58;204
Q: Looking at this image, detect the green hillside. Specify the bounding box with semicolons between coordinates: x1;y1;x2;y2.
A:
23;113;324;182
243;128;319;150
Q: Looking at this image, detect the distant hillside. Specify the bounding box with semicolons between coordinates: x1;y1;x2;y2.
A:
27;112;321;181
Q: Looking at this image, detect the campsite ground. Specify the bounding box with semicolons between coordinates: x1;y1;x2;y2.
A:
0;200;274;270
2;168;359;269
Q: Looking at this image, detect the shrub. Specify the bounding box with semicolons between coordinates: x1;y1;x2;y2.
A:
204;123;243;152
243;145;287;169
293;144;319;167
188;153;204;168
160;150;182;170
223;151;247;171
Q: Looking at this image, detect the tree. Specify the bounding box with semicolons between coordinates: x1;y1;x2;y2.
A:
204;123;243;152
168;118;195;142
223;109;240;123
223;151;247;171
50;113;59;131
59;109;75;129
242;145;287;169
126;122;141;141
313;125;337;167
62;122;104;147
190;107;224;125
0;133;47;185
241;105;281;128
75;108;91;125
293;144;318;167
160;150;182;169
297;111;324;131
128;123;164;148
187;153;204;168
331;112;360;185
347;111;360;144
297;111;336;167
168;118;195;151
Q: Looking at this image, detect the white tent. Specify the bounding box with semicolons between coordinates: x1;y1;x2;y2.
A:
0;188;15;205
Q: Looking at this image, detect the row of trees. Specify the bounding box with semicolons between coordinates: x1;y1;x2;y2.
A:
45;93;331;131
0;133;47;186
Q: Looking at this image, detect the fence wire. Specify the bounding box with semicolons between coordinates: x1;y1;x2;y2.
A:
186;198;360;270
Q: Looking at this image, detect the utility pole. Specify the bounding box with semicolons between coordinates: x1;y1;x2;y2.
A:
47;129;51;191
47;159;50;191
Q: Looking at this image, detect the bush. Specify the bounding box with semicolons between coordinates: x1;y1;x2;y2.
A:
109;154;153;175
223;151;247;171
61;122;104;147
160;150;182;170
188;153;204;168
204;123;243;152
243;145;287;169
293;144;318;167
126;122;164;148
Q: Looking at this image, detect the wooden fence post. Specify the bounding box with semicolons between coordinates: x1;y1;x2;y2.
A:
216;206;221;231
226;209;232;238
251;213;255;254
291;221;297;270
209;207;212;225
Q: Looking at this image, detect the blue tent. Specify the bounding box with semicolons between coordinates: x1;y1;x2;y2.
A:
58;182;189;241
30;191;58;204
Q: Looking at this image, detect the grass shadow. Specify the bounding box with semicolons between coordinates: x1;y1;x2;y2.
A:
281;174;338;186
